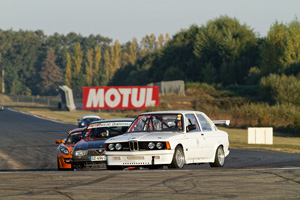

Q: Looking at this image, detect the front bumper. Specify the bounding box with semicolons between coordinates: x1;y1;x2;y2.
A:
72;148;106;168
106;150;174;167
58;156;72;169
72;157;107;168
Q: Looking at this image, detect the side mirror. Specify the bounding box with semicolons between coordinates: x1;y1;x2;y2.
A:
186;125;196;132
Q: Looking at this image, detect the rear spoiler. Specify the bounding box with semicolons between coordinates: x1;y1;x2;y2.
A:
212;120;230;126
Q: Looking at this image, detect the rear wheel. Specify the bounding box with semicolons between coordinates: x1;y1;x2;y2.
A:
169;146;185;169
210;146;225;167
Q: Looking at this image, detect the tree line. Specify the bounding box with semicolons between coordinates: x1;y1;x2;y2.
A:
0;30;169;96
111;16;300;106
1;15;300;105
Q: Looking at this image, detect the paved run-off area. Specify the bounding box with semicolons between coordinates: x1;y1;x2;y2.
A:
0;168;300;200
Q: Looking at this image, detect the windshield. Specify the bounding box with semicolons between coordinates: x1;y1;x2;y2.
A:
83;118;100;123
65;132;83;144
84;126;128;139
129;114;183;132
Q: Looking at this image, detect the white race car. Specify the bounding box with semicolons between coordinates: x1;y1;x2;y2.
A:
105;110;230;169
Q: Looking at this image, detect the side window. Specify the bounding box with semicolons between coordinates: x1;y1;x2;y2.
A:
185;114;200;132
196;114;213;131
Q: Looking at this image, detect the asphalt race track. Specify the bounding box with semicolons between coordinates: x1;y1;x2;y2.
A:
0;108;76;170
0;108;299;199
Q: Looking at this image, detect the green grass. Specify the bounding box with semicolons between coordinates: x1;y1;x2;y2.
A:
219;127;300;154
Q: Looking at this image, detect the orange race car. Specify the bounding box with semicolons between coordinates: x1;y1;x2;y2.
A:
56;128;85;170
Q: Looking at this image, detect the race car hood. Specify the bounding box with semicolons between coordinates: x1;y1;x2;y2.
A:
74;139;106;150
65;144;75;149
106;131;181;143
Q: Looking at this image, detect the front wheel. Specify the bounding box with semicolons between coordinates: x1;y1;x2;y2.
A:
169;146;185;169
210;146;225;167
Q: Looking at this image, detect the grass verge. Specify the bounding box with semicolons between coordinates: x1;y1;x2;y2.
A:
219;127;300;154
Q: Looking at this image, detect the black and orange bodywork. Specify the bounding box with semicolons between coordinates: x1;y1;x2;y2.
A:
71;119;133;169
56;128;85;170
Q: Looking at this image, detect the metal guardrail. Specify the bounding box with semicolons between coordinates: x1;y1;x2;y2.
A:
0;94;84;109
1;94;61;107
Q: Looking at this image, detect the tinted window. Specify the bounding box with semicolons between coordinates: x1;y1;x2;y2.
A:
83;118;100;123
87;126;125;139
66;132;83;144
196;114;212;131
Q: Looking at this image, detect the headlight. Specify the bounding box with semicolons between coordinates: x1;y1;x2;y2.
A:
156;142;163;149
81;122;85;126
108;143;115;151
148;142;155;149
74;150;88;157
115;143;122;150
60;146;69;155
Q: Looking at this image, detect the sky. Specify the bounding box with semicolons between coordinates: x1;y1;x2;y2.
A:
0;0;300;44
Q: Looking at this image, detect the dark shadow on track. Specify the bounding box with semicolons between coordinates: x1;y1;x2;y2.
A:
0;168;59;172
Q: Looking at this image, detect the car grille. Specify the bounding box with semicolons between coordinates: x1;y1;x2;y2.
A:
87;149;105;156
129;141;139;151
117;142;150;151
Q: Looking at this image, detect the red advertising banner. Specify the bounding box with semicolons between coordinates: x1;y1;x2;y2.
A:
83;86;159;110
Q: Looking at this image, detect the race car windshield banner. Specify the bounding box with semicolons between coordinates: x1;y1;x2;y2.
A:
83;86;159;110
88;122;133;128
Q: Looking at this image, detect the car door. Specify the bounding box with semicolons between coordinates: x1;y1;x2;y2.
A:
195;113;216;159
184;113;207;161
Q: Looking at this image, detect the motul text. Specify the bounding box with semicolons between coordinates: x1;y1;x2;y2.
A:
83;86;159;109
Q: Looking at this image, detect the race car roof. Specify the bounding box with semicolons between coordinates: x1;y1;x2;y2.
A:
82;114;100;119
139;110;203;115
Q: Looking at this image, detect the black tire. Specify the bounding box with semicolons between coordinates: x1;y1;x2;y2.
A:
210;146;225;168
107;165;123;170
169;146;185;169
